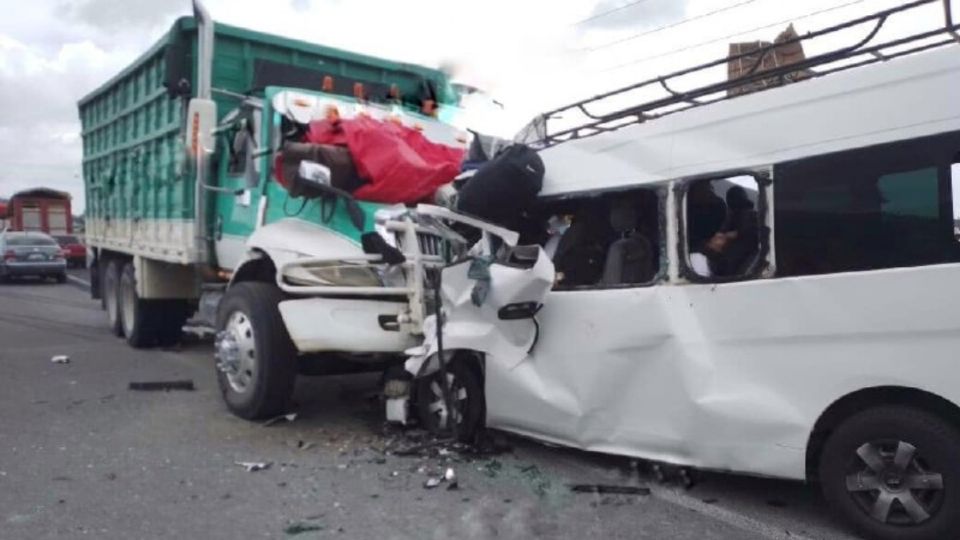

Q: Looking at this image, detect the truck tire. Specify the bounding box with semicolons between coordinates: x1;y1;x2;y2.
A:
103;260;124;337
120;261;172;348
155;300;191;347
215;282;297;420
415;358;484;442
820;405;960;540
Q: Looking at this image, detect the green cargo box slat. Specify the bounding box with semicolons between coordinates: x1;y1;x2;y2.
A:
79;15;454;264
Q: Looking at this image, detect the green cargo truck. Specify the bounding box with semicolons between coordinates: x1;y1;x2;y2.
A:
79;2;474;419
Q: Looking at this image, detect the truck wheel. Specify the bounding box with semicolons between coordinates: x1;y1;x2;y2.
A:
154;300;191;347
215;282;297;420
415;358;484;442
103;260;124;337
119;261;163;348
820;405;960;540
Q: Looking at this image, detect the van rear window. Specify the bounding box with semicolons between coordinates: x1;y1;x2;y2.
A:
7;235;58;246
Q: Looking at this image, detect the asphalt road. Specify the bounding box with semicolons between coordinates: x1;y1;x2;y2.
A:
0;277;861;540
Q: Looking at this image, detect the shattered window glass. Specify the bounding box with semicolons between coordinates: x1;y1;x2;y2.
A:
685;175;762;280
543;188;661;289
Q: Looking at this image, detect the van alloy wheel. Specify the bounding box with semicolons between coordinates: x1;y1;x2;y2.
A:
216;311;257;394
415;359;484;442
820;405;960;540
845;440;944;525
424;372;468;430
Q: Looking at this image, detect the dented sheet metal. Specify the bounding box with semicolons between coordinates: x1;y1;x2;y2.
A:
405;247;554;377
413;232;960;481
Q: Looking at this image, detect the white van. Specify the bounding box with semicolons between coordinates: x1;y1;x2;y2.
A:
400;4;960;539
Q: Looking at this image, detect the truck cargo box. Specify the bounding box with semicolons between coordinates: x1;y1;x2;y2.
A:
79;15;457;264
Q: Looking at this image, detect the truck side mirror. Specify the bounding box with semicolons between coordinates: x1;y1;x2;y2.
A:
186;98;218;158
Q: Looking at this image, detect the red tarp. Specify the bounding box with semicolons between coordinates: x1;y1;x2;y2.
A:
301;115;464;204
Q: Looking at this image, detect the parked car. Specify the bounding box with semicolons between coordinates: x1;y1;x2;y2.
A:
0;231;67;283
54;234;86;268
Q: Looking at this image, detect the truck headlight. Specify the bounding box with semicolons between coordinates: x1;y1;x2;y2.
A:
283;263;383;287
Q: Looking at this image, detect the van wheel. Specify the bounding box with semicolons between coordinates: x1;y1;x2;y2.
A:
103;260;124;337
820;406;960;540
215;282;297;420
415;358;484;442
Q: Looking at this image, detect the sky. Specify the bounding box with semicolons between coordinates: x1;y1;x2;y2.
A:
0;0;949;214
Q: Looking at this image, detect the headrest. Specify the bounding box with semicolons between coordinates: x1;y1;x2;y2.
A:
609;199;640;232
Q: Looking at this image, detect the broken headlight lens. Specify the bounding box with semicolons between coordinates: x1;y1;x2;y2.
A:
283;263;383;287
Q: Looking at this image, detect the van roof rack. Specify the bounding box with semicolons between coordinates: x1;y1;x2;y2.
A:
526;0;960;149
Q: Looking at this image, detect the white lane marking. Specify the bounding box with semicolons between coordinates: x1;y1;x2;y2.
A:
67;275;90;288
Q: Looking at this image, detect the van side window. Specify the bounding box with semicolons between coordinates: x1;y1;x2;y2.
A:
775;137;960;277
684;175;764;280
533;187;662;289
952;157;960;240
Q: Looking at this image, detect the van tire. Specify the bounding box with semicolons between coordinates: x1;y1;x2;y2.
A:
819;405;960;540
103;260;124;337
215;282;297;420
415;358;484;442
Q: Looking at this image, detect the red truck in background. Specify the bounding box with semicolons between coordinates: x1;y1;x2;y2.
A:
3;188;85;267
6;188;73;234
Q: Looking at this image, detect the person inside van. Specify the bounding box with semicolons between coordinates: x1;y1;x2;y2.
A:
553;201;613;287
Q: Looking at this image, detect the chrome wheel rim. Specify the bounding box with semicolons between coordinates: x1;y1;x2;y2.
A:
845;439;944;525
426;373;468;430
216;311;257;394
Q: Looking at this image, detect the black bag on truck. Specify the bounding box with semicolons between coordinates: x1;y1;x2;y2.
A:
456;144;544;228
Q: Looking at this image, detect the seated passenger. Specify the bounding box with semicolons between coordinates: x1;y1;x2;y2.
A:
553;202;613;287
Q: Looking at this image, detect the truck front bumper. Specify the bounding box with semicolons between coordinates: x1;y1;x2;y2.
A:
278;297;416;354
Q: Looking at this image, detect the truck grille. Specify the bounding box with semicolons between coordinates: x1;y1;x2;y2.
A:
396;232;444;259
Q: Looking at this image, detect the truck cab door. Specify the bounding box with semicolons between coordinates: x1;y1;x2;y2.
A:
212;106;262;270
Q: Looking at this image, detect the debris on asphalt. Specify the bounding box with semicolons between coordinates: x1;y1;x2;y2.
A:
443;467;456;483
263;413;297;427
235;461;272;472
283;521;323;535
128;380;196;392
517;464;553;498
570;484;651;496
480;459;502;478
423;476;443;489
51;355;70;364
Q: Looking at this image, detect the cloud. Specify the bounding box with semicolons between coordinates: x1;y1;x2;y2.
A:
579;0;688;30
64;0;185;32
0;0;936;215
